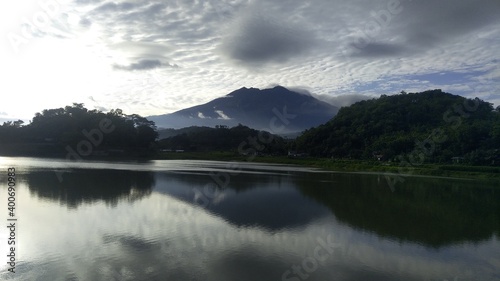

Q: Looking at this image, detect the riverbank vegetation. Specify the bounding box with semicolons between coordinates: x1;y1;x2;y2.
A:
0;103;158;157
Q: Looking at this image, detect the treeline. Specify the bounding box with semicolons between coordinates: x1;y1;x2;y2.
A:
0;103;158;156
157;126;214;139
158;124;287;155
294;90;500;165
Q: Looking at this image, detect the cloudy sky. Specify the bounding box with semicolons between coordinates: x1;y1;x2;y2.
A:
1;0;499;122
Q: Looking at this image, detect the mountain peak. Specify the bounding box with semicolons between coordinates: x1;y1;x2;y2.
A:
227;86;303;98
226;87;258;97
271;85;289;91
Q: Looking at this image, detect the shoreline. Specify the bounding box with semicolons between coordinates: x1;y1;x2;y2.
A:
2;152;499;182
155;152;500;182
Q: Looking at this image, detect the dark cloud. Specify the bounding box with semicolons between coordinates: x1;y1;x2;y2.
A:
113;59;178;71
342;0;500;57
350;42;407;58
219;10;317;66
403;0;500;40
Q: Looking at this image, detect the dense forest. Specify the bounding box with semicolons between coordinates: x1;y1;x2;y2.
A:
0;103;158;157
294;90;500;165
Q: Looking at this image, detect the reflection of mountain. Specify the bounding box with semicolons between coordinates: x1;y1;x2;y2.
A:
295;173;500;248
26;169;154;208
153;172;331;232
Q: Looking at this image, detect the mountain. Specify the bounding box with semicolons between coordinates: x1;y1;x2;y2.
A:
294;89;500;164
148;86;339;134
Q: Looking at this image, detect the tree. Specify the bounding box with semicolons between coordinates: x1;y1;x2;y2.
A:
108;109;124;117
127;114;156;129
2;120;24;128
135;125;159;147
64;103;87;117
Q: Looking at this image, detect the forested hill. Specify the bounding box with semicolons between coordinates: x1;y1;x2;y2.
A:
0;103;158;157
294;90;500;164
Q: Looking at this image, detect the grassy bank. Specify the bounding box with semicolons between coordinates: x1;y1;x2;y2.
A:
156;151;500;181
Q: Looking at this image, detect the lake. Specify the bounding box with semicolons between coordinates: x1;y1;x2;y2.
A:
0;157;498;281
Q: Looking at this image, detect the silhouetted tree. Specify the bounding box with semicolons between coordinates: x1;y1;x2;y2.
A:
0;104;159;156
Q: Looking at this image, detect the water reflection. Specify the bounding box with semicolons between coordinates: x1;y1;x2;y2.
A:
154;171;500;248
25;169;154;208
20;165;500;248
295;173;500;247
0;158;498;281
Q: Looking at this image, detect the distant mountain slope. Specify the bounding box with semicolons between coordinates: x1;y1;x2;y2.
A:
158;124;286;154
157;126;213;139
148;86;338;134
294;89;500;163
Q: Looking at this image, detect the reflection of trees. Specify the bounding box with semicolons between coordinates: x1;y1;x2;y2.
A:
296;173;500;248
157;170;282;193
26;169;154;208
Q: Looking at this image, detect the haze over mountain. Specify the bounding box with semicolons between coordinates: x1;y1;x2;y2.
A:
148;86;339;134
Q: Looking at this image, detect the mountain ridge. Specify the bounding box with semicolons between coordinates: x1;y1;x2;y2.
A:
148;86;339;134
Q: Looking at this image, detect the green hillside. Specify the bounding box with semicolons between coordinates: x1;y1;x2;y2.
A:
294;90;500;165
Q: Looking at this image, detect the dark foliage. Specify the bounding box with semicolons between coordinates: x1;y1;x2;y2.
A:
0;103;158;156
158;124;287;154
294;90;500;165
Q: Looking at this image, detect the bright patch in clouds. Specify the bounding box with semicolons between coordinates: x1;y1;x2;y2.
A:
0;0;499;122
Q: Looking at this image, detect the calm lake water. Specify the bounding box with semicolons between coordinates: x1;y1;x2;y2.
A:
0;157;499;281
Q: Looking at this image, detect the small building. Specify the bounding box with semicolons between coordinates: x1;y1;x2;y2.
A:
451;157;465;164
372;152;385;161
288;151;309;158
